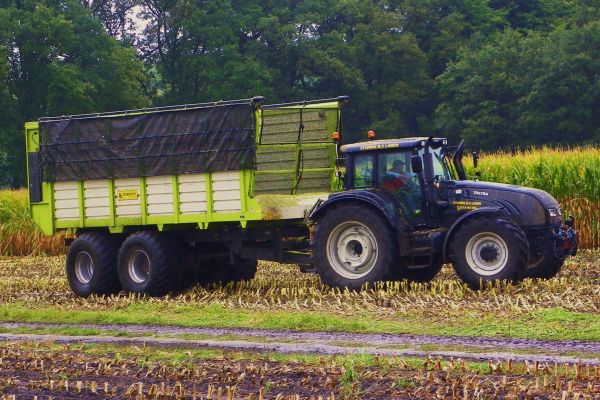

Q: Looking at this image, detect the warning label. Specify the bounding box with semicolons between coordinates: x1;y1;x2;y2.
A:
117;189;139;201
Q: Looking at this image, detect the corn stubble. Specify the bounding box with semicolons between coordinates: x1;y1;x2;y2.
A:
0;343;597;399
0;251;598;317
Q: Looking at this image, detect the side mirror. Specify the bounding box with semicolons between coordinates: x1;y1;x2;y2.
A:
411;155;423;174
472;150;479;168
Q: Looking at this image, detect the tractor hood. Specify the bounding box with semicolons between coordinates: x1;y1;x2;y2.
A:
445;180;562;227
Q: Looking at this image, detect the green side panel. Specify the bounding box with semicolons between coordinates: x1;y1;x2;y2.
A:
25;122;54;235
254;100;341;195
30;182;54;235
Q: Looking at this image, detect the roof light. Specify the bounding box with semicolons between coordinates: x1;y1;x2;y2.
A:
367;130;376;139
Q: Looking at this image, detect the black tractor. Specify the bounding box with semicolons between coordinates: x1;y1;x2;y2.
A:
310;136;578;289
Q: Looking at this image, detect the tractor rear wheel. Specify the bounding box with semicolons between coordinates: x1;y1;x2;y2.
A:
451;216;528;289
117;231;177;296
66;232;121;297
311;205;395;290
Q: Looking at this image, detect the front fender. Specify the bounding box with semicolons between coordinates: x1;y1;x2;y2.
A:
442;207;507;262
310;190;400;231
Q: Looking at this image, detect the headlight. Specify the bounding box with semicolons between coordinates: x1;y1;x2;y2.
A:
548;208;561;218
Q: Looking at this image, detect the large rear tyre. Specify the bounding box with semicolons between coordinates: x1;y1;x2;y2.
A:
66;232;121;297
117;231;177;297
451;216;528;289
311;205;395;290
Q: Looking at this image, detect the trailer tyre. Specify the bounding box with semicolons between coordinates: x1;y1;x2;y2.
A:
451;216;528;289
117;231;177;297
66;232;121;297
312;204;395;290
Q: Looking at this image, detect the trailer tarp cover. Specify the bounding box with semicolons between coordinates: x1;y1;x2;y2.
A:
39;103;256;182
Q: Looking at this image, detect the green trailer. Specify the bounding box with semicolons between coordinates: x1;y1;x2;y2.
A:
26;97;343;235
26;96;578;296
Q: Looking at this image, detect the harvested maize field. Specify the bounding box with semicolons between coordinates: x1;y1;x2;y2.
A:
0;340;598;399
0;248;599;399
0;253;598;398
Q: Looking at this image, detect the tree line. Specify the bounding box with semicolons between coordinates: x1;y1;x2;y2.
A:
1;0;599;187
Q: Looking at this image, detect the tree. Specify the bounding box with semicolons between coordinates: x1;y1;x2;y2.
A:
488;0;574;31
78;0;140;39
435;22;600;149
0;0;149;186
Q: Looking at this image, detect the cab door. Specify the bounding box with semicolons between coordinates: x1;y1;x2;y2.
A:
375;150;424;222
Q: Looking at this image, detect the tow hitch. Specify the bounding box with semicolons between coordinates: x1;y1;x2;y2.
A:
554;216;578;258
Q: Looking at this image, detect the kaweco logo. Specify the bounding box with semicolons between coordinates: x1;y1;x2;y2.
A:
473;190;489;196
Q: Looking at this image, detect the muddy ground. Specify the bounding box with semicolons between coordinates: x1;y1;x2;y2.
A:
0;342;598;400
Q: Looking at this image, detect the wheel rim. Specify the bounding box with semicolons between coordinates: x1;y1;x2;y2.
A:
74;251;94;284
326;221;378;280
465;232;509;276
127;248;151;284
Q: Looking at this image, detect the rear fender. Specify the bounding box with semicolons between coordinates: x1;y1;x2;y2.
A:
443;207;507;262
309;191;400;232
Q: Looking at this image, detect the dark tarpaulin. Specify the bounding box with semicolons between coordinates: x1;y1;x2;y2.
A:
39;103;256;182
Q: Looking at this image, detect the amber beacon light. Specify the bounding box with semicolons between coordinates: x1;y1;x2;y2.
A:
367;130;376;139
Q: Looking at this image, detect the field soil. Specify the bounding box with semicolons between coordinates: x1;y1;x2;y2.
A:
0;341;598;400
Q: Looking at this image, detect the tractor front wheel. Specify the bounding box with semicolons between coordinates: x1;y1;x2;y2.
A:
451;216;528;289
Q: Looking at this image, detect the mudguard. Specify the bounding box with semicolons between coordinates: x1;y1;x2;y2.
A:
442;206;508;262
309;190;402;231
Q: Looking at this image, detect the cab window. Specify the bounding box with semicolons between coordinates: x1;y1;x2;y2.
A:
353;154;374;189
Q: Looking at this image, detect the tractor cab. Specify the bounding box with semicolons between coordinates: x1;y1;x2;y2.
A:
338;137;455;225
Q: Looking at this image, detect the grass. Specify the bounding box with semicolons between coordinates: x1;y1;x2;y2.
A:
0;300;598;341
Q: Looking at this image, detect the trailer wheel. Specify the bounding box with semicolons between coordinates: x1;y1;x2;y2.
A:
451;216;528;289
117;231;177;296
66;232;121;297
312;205;395;290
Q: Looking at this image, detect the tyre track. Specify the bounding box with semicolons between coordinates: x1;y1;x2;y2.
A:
0;322;598;365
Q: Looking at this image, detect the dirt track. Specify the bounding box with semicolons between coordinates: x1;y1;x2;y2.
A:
1;322;598;365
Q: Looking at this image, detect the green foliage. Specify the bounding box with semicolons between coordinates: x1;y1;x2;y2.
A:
435;22;600;149
1;0;600;187
0;0;148;186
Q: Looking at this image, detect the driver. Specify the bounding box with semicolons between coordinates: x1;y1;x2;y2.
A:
382;159;411;192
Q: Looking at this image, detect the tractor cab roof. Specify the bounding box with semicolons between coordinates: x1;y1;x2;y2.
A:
340;137;447;154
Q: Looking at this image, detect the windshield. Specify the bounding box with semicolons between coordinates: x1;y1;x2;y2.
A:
418;148;452;180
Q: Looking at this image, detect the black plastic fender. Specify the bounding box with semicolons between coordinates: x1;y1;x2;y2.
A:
309;190;402;232
442;206;507;262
